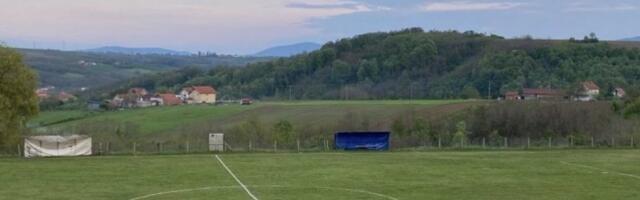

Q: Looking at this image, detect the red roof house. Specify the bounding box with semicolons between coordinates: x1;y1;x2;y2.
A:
522;88;565;100
158;93;182;106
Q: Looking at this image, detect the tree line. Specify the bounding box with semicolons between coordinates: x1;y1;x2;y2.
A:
99;28;640;101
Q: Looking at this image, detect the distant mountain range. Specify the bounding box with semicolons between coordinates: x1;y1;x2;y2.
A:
253;42;322;57
621;36;640;41
84;46;192;55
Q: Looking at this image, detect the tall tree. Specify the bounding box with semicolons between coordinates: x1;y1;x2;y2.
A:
0;46;38;148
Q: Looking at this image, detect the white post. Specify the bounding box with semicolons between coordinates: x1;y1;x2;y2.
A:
186;141;190;153
438;136;442;149
325;139;329;151
482;137;486;149
297;139;300;153
612;137;615;148
274;140;277;153
249;140;252;152
569;136;573;148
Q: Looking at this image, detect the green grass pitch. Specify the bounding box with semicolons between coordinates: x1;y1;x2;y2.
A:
2;150;640;199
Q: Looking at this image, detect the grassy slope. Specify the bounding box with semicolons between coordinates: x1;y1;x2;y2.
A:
1;150;639;199
31;100;477;137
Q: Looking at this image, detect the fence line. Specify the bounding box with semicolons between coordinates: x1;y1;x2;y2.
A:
2;136;638;157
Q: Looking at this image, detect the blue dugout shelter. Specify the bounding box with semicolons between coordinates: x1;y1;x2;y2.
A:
334;131;390;151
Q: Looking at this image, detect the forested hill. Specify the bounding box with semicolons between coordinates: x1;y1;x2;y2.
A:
117;28;640;100
19;48;270;91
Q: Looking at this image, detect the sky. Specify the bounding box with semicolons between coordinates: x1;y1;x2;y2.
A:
0;0;639;54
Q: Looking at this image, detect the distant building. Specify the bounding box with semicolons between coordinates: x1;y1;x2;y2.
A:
56;91;77;102
241;98;253;105
613;87;626;98
522;88;565;100
179;86;217;104
575;81;600;101
35;90;49;101
504;91;520;100
111;88;152;108
156;93;182;106
87;101;102;110
35;86;55;101
128;88;149;96
136;94;154;108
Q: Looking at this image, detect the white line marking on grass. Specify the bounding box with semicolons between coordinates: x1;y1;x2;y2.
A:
215;154;260;200
129;186;239;200
561;161;640;180
129;185;398;200
252;185;399;200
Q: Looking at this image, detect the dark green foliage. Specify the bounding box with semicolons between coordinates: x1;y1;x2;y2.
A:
108;28;640;100
623;98;640;119
0;46;39;147
466;102;635;139
273;120;294;146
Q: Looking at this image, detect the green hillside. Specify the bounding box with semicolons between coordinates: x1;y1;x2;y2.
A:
116;28;640;100
19;48;271;90
30;100;476;143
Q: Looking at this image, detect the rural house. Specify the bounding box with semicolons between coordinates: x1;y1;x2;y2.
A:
575;81;600;101
613;87;626;98
522;88;565;100
56;91;77;102
129;88;149;96
179;86;217;104
111;88;152;108
504;91;520;100
156;93;182;106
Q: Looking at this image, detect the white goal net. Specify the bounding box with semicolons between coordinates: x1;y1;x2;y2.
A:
24;135;92;158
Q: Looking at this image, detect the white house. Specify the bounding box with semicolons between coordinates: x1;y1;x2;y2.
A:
613;87;626;98
575;81;600;102
179;86;217;104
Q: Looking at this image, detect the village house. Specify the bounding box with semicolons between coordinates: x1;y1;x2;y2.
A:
136;94;155;107
35;87;77;103
154;93;182;106
522;88;566;100
56;91;77;102
504;91;520;100
129;88;148;96
35;86;55;101
575;81;600;101
111;88;151;108
179;86;217;104
613;87;626;98
36;89;49;101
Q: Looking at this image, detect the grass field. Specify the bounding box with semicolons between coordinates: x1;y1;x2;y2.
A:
2;150;639;200
30;100;478;137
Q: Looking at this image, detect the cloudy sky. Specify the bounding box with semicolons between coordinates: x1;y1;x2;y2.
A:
0;0;639;54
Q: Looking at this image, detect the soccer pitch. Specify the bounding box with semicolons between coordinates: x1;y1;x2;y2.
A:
2;150;640;200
